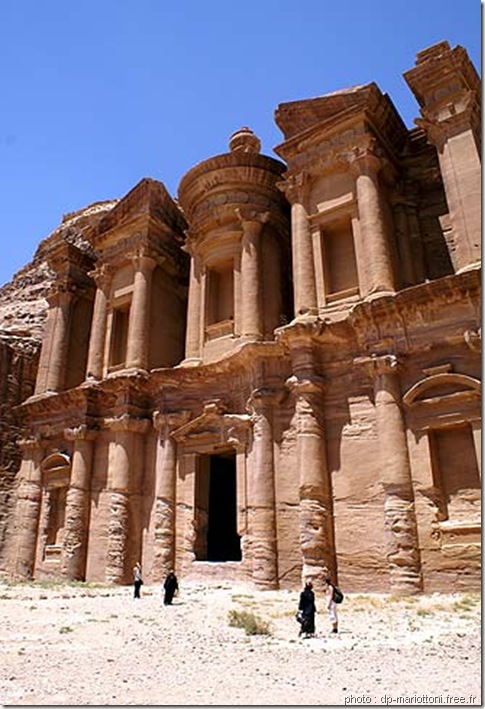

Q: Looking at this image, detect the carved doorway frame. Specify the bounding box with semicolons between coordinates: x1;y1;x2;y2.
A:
171;401;252;577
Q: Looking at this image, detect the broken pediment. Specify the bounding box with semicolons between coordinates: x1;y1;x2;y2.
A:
274;81;408;164
172;401;252;450
92;178;187;243
275;83;376;139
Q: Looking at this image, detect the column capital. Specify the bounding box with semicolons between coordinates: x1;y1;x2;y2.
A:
17;436;44;452
104;414;150;434
130;252;158;272
348;149;383;178
63;425;98;442
152;410;191;435
354;353;400;378
286;374;326;397
46;283;75;307
236;209;269;246
182;228;203;256
464;328;481;354
246;386;286;415
415;117;448;151
88;263;113;290
276;171;310;204
416;97;480;150
235;208;269;227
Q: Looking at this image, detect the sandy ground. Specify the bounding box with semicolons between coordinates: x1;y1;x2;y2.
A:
0;578;481;707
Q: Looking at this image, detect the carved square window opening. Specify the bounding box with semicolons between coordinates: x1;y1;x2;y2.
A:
428;423;481;524
320;217;359;301
109;303;130;368
205;262;234;329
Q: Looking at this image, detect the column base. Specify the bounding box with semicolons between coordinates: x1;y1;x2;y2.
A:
177;357;203;368
239;333;264;343
295;307;319;318
291;313;320;325
107;366;149;378
82;374;101;386
457;261;481;274
364;288;395;302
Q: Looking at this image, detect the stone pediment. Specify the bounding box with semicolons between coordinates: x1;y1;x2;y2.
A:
275;81;408;163
403;372;481;407
403;368;481;431
40;452;71;489
275;83;380;140
40;452;71;472
93;178;187;241
172;401;252;449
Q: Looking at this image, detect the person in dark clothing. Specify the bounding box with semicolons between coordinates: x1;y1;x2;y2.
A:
133;562;143;599
163;570;179;605
298;581;316;638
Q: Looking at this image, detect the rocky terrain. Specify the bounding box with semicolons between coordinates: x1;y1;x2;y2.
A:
0;199;118;569
0;199;118;339
0;579;481;706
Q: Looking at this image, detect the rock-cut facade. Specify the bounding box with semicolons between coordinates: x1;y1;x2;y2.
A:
5;41;481;594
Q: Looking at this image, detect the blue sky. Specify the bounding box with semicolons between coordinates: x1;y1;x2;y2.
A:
0;0;481;287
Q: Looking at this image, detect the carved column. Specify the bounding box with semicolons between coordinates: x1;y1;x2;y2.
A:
287;375;334;590
350;153;395;297
11;438;44;579
392;198;417;288
61;426;96;580
247;388;279;590
85;265;112;380
152;411;190;579
105;415;149;584
279;174;317;317
365;355;422;594
184;250;203;363
35;288;73;394
401;184;427;285
126;254;157;370
237;209;267;339
421;119;481;272
405;42;481;273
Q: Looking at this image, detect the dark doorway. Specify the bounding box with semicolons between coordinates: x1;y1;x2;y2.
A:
194;451;241;561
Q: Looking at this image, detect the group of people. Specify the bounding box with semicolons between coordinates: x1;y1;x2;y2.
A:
133;563;179;605
133;563;339;639
297;576;339;639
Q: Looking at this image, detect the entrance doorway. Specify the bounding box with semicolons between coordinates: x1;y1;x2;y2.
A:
194;451;241;561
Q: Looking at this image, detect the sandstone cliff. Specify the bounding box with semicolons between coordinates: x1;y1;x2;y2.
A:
0;199;118;566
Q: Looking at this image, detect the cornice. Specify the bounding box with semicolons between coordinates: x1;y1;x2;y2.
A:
151;339;287;389
348;267;481;354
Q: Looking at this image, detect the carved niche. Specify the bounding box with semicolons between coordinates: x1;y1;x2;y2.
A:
39;452;72;562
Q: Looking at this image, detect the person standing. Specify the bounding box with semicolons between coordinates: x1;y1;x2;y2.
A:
133;562;143;599
163;570;179;605
297;581;316;638
325;576;339;634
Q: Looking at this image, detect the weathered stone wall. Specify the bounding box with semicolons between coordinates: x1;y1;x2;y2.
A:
0;201;117;571
0;336;39;568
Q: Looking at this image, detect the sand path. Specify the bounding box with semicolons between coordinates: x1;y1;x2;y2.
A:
0;580;480;706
